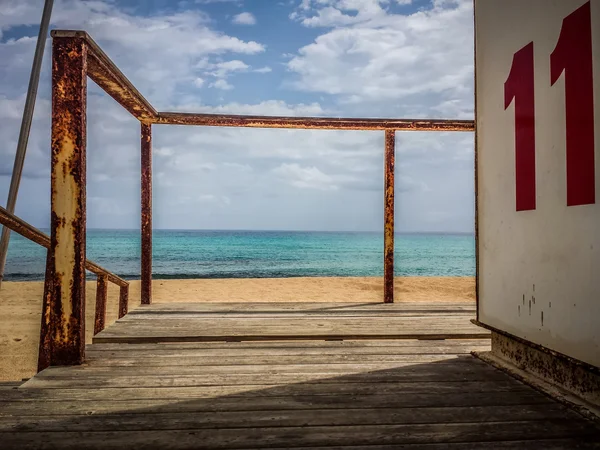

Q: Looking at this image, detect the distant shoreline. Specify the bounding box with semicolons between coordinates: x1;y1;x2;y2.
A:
5;230;476;281
4;273;475;282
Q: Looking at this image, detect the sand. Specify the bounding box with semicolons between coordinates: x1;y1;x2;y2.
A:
0;276;475;381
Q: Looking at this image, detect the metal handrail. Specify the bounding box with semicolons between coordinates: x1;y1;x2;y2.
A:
0;205;127;287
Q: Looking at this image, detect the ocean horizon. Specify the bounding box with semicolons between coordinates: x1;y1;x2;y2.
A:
4;229;475;281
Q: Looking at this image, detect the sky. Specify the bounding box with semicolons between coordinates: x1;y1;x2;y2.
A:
0;0;475;232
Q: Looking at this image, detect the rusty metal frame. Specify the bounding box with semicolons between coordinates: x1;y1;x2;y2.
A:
41;29;475;367
155;112;474;131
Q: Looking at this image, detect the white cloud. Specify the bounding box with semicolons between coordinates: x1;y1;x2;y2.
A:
211;79;234;90
0;0;265;108
232;12;257;25
287;0;473;117
209;60;249;77
193;77;205;88
254;66;272;74
273;163;338;191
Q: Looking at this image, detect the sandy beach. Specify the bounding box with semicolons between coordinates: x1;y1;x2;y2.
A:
0;276;474;381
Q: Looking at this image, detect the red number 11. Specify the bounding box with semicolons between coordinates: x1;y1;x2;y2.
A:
505;1;595;211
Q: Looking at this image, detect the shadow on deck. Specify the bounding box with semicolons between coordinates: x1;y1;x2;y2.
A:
1;302;599;448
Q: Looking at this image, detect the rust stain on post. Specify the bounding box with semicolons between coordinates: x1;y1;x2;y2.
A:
384;130;395;303
37;250;54;372
49;36;87;365
119;285;129;319
141;123;152;305
94;275;108;335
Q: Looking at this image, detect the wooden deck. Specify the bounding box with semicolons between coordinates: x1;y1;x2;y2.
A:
93;302;490;343
2;302;599;449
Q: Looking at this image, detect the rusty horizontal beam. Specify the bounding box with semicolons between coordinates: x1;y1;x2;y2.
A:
50;30;157;122
155;112;475;132
0;205;128;287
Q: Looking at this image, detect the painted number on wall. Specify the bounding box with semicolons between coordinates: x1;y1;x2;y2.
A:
504;1;596;211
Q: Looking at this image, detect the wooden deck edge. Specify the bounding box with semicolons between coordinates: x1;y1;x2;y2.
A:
93;333;492;344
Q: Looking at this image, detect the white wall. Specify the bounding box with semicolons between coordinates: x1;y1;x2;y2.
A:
476;0;600;367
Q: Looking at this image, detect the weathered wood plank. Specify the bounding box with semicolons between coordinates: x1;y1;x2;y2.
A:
93;315;490;343
138;302;476;312
23;373;525;389
0;404;578;432
84;352;493;366
0;390;551;416
0;380;551;404
123;312;475;319
93;333;489;344
1;421;598;449
87;339;490;352
34;362;510;380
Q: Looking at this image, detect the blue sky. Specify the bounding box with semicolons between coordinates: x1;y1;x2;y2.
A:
0;0;474;232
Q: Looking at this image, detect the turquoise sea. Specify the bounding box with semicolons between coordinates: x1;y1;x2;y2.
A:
4;230;475;281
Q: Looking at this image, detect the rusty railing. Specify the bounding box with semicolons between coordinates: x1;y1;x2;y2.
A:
0;205;128;371
41;29;475;366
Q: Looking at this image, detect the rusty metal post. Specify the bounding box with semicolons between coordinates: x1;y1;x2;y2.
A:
94;275;108;335
119;285;129;318
37;250;54;372
141;123;152;305
384;130;395;303
49;36;87;365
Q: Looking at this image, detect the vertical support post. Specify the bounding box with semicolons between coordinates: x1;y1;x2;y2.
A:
94;275;108;335
141;123;152;305
119;285;129;319
37;249;54;372
384;130;395;303
49;36;87;365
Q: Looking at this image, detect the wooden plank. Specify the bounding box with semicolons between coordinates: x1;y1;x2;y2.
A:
22;373;529;389
0;391;555;416
138;302;476;312
116;315;475;322
84;352;493;366
99;316;478;325
35;360;510;378
1;420;598;449
0;404;578;432
93;315;489;343
86;342;491;354
87;339;490;352
123;312;475;319
93;333;490;344
111;319;478;328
